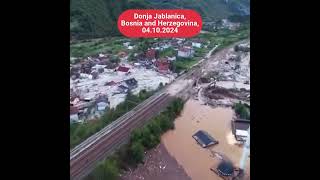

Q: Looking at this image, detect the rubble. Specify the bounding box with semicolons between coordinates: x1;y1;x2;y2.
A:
120;143;191;180
197;41;250;107
70;63;175;122
70;37;213;123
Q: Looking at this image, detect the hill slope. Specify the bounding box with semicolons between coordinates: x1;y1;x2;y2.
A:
70;0;150;39
70;0;250;39
147;0;250;20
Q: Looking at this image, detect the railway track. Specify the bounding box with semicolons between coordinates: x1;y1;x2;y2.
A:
70;90;166;159
70;40;247;180
70;51;206;180
70;93;171;180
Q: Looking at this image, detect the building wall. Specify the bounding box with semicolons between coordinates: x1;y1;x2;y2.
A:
178;50;194;58
70;114;79;123
178;51;190;58
192;42;202;48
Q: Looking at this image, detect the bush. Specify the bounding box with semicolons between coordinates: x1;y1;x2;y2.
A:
159;116;174;131
91;158;119;180
87;98;184;179
234;102;250;120
128;141;145;164
110;55;120;63
147;120;162;137
158;82;164;89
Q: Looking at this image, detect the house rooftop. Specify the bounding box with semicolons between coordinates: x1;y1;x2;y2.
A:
217;160;234;177
192;130;218;148
118;85;129;89
178;47;192;52
105;81;117;86
233;119;250;131
156;57;169;64
146;49;156;59
193;38;206;43
117;66;130;72
231;119;250;141
70;106;79;114
125;78;138;86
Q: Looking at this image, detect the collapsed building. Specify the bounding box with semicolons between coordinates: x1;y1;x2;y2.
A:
231;119;250;142
196;41;250;108
234;43;250;52
70;37;204;123
155;57;170;74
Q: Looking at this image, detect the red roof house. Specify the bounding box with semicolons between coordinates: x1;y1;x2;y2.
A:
105;81;117;86
117;66;130;72
70;106;79;115
155;58;170;73
146;49;156;60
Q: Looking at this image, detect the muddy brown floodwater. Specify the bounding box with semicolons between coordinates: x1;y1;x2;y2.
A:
162;99;250;180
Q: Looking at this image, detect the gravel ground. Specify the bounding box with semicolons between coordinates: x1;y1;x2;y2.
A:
120;143;191;180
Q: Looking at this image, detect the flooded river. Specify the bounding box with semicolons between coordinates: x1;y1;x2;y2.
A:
162;99;249;180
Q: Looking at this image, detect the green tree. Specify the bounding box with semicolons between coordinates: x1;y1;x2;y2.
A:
158;82;164;89
128;53;135;61
149;134;160;148
159;118;170;131
76;125;87;138
234;102;250;119
110;55;120;63
137;39;150;52
92;159;119;180
148;120;161;137
104;159;119;180
141;127;152;148
130;129;142;143
129;141;145;164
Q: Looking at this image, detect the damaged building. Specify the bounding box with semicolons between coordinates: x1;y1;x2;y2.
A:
231;119;250;142
124;78;138;89
155;57;170;74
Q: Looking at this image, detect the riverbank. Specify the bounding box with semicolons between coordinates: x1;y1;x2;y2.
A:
120;143;191;180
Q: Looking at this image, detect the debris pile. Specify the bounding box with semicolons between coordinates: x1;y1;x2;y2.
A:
70;37;211;123
196;41;250;107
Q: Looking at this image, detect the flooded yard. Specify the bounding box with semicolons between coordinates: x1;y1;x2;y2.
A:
162;99;249;180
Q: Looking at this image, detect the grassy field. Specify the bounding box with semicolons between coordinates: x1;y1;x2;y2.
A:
159;47;176;58
70;37;129;58
172;57;198;73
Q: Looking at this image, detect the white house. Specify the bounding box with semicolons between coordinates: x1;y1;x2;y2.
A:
159;43;171;50
123;42;130;47
167;56;176;61
192;42;202;48
97;102;108;111
99;53;106;58
178;47;194;58
232;119;250;142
